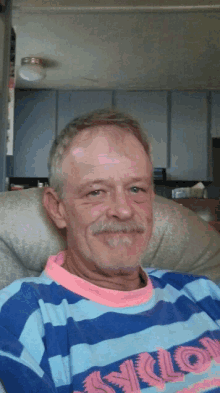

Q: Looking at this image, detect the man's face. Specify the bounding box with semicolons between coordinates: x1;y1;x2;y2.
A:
61;125;155;273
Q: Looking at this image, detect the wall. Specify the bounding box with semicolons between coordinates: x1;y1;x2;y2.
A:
0;15;4;91
0;1;12;192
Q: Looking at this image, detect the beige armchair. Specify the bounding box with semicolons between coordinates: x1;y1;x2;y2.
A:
0;187;220;291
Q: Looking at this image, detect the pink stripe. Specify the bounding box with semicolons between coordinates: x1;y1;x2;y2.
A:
44;251;153;307
176;378;220;393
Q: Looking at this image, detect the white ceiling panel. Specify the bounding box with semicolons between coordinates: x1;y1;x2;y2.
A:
11;0;220;90
11;0;220;12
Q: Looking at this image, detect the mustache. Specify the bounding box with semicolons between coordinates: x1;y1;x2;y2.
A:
92;221;146;235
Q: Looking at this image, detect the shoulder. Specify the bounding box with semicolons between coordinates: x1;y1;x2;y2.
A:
0;274;56;333
146;268;208;286
145;268;220;301
0;274;53;309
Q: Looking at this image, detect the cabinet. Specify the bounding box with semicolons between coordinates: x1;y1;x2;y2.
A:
168;92;212;181
115;91;167;168
14;90;56;177
58;91;112;134
13;90;112;178
13;89;213;181
211;91;220;138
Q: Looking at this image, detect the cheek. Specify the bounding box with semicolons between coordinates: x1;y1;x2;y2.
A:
63;202;82;230
83;200;153;221
69;195;153;226
138;198;153;214
68;203;107;228
90;203;107;219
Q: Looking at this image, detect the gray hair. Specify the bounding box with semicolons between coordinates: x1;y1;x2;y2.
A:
48;108;152;200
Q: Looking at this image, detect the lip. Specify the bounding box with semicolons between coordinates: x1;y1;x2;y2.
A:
98;232;136;237
97;232;137;247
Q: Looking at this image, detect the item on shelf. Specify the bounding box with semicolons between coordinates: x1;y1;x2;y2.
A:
5;177;9;191
190;182;206;198
172;187;191;199
37;181;44;188
172;182;207;199
10;184;24;191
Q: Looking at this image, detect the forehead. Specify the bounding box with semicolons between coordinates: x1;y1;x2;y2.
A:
61;125;151;181
69;125;147;160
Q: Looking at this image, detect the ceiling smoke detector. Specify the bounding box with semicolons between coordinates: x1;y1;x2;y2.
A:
18;57;46;81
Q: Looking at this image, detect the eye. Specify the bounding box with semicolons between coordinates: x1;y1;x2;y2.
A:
130;187;146;194
130;186;150;203
87;190;104;197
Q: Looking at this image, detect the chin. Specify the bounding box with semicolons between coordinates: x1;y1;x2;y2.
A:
95;258;142;274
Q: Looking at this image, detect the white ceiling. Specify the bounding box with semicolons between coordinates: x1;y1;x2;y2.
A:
11;0;220;90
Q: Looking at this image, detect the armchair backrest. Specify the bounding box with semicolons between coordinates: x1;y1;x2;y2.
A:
0;187;220;290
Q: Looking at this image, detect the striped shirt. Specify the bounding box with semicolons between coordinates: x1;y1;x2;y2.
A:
0;251;220;392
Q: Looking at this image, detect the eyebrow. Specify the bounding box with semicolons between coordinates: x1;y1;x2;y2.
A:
75;177;151;193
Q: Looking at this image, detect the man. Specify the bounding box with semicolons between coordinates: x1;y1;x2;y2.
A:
0;108;220;393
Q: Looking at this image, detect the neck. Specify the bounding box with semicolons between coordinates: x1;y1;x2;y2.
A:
62;250;147;291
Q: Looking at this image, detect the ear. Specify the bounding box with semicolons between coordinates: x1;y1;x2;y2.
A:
43;187;67;229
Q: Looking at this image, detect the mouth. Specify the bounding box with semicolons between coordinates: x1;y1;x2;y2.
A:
97;232;137;248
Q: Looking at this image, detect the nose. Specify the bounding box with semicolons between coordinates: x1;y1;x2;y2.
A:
106;189;134;221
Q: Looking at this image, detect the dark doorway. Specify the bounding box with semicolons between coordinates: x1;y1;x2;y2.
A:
212;138;220;186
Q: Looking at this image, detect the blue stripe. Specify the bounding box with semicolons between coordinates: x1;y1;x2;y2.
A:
0;348;44;379
41;295;215;356
198;297;220;322
39;349;55;384
145;268;172;277
29;280;84;306
0;356;56;393
34;276;219;328
0;282;83;338
43;323;71;358
0;272;215;331
0;285;41;337
150;271;209;290
36;282;220;357
1;273;219;353
0;325;23;357
37;296;156;325
50;312;220;376
0;280;31;312
50;276;219;324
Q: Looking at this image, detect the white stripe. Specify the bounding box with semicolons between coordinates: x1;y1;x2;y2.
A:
19;309;45;364
37;277;219;326
48;355;71;388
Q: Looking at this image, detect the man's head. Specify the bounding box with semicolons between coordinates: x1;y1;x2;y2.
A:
48;108;153;200
44;108;155;274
